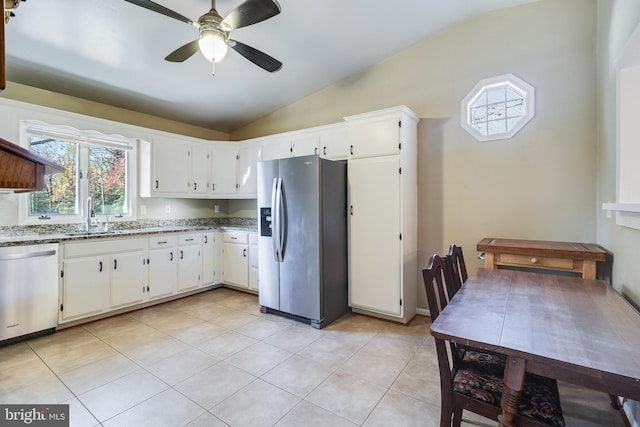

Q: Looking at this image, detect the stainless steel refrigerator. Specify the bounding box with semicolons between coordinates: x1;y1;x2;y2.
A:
257;155;349;328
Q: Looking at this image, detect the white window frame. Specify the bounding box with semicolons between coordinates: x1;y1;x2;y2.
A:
461;73;535;142
18;120;137;225
602;20;640;230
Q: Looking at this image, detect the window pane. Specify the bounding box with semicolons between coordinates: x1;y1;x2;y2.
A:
28;137;78;216
506;87;523;101
488;119;507;135
471;91;487;108
470;106;487;124
89;147;127;215
487;102;506;121
506;100;525;118
486;87;506;103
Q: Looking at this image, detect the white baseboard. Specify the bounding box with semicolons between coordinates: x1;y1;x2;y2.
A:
416;307;430;317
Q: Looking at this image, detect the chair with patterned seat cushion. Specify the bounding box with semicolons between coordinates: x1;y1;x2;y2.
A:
422;254;565;427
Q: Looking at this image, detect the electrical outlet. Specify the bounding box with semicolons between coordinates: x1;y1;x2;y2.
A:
165;205;171;214
214;204;219;213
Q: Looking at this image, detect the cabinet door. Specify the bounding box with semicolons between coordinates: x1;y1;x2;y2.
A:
249;234;259;291
319;126;349;160
153;137;191;193
237;145;259;196
348;117;400;158
178;245;201;291
110;252;147;309
191;143;211;195
292;135;319;157
211;146;238;194
262;138;291;161
348;157;402;316
148;247;177;299
223;243;249;288
202;232;217;285
62;256;109;321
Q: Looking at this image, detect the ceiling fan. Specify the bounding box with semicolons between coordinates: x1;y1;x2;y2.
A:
123;0;282;73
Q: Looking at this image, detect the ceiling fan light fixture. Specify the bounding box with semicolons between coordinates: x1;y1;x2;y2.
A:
198;29;228;62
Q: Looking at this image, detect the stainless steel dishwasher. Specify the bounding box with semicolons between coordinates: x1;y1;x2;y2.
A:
0;243;59;344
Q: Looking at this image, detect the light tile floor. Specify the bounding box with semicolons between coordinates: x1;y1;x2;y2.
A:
0;287;626;426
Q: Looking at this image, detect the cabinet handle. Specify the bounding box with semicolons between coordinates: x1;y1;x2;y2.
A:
212;183;215;191
155;180;159;189
350;205;353;216
204;235;208;244
170;251;173;261
147;286;150;292
230;236;238;240
186;238;194;242
180;250;184;259
314;147;318;155
323;146;327;156
194;182;197;191
158;241;167;245
99;261;102;272
114;259;117;270
243;248;247;257
350;145;354;155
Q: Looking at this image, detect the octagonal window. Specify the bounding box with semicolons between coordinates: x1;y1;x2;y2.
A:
461;74;535;142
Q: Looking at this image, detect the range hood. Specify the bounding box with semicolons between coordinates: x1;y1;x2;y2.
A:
0;137;65;192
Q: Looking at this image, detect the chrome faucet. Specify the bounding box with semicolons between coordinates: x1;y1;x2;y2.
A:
86;196;93;232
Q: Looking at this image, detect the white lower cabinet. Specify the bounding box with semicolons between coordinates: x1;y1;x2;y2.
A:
222;231;249;289
202;231;221;285
249;233;258;291
61;256;109;321
61;237;148;322
148;235;178;300
178;233;202;291
110;251;148;309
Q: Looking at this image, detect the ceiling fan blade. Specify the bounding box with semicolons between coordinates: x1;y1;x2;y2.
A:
123;0;194;26
165;40;200;62
221;0;280;31
228;39;282;72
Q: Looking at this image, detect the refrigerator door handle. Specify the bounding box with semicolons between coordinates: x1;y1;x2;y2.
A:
271;177;280;262
278;177;286;263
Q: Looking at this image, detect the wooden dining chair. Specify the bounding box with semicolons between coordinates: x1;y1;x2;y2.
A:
447;244;468;296
423;254;566;427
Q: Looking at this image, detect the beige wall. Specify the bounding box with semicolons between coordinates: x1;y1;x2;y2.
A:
232;0;599;310
1;82;229;141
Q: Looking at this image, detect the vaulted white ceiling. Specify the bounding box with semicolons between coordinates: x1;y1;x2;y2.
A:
4;0;537;133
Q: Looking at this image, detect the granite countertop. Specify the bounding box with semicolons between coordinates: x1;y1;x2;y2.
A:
0;218;258;247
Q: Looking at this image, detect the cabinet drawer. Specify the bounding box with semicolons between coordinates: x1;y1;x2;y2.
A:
224;231;248;244
65;237;147;258
495;253;575;270
149;234;178;249
179;233;202;245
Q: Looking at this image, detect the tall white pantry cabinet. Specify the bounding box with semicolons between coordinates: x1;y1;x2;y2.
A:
346;106;419;324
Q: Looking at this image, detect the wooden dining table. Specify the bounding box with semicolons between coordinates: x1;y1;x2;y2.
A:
430;268;640;427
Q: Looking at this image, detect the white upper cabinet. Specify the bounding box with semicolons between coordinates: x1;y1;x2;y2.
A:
262;136;292;161
191;143;211;195
146;135;191;195
319;124;349;160
237;143;259;196
345;106;418;159
211;144;238;195
291;134;319;157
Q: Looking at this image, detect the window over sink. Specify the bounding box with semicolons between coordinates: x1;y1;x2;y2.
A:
18;120;136;225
